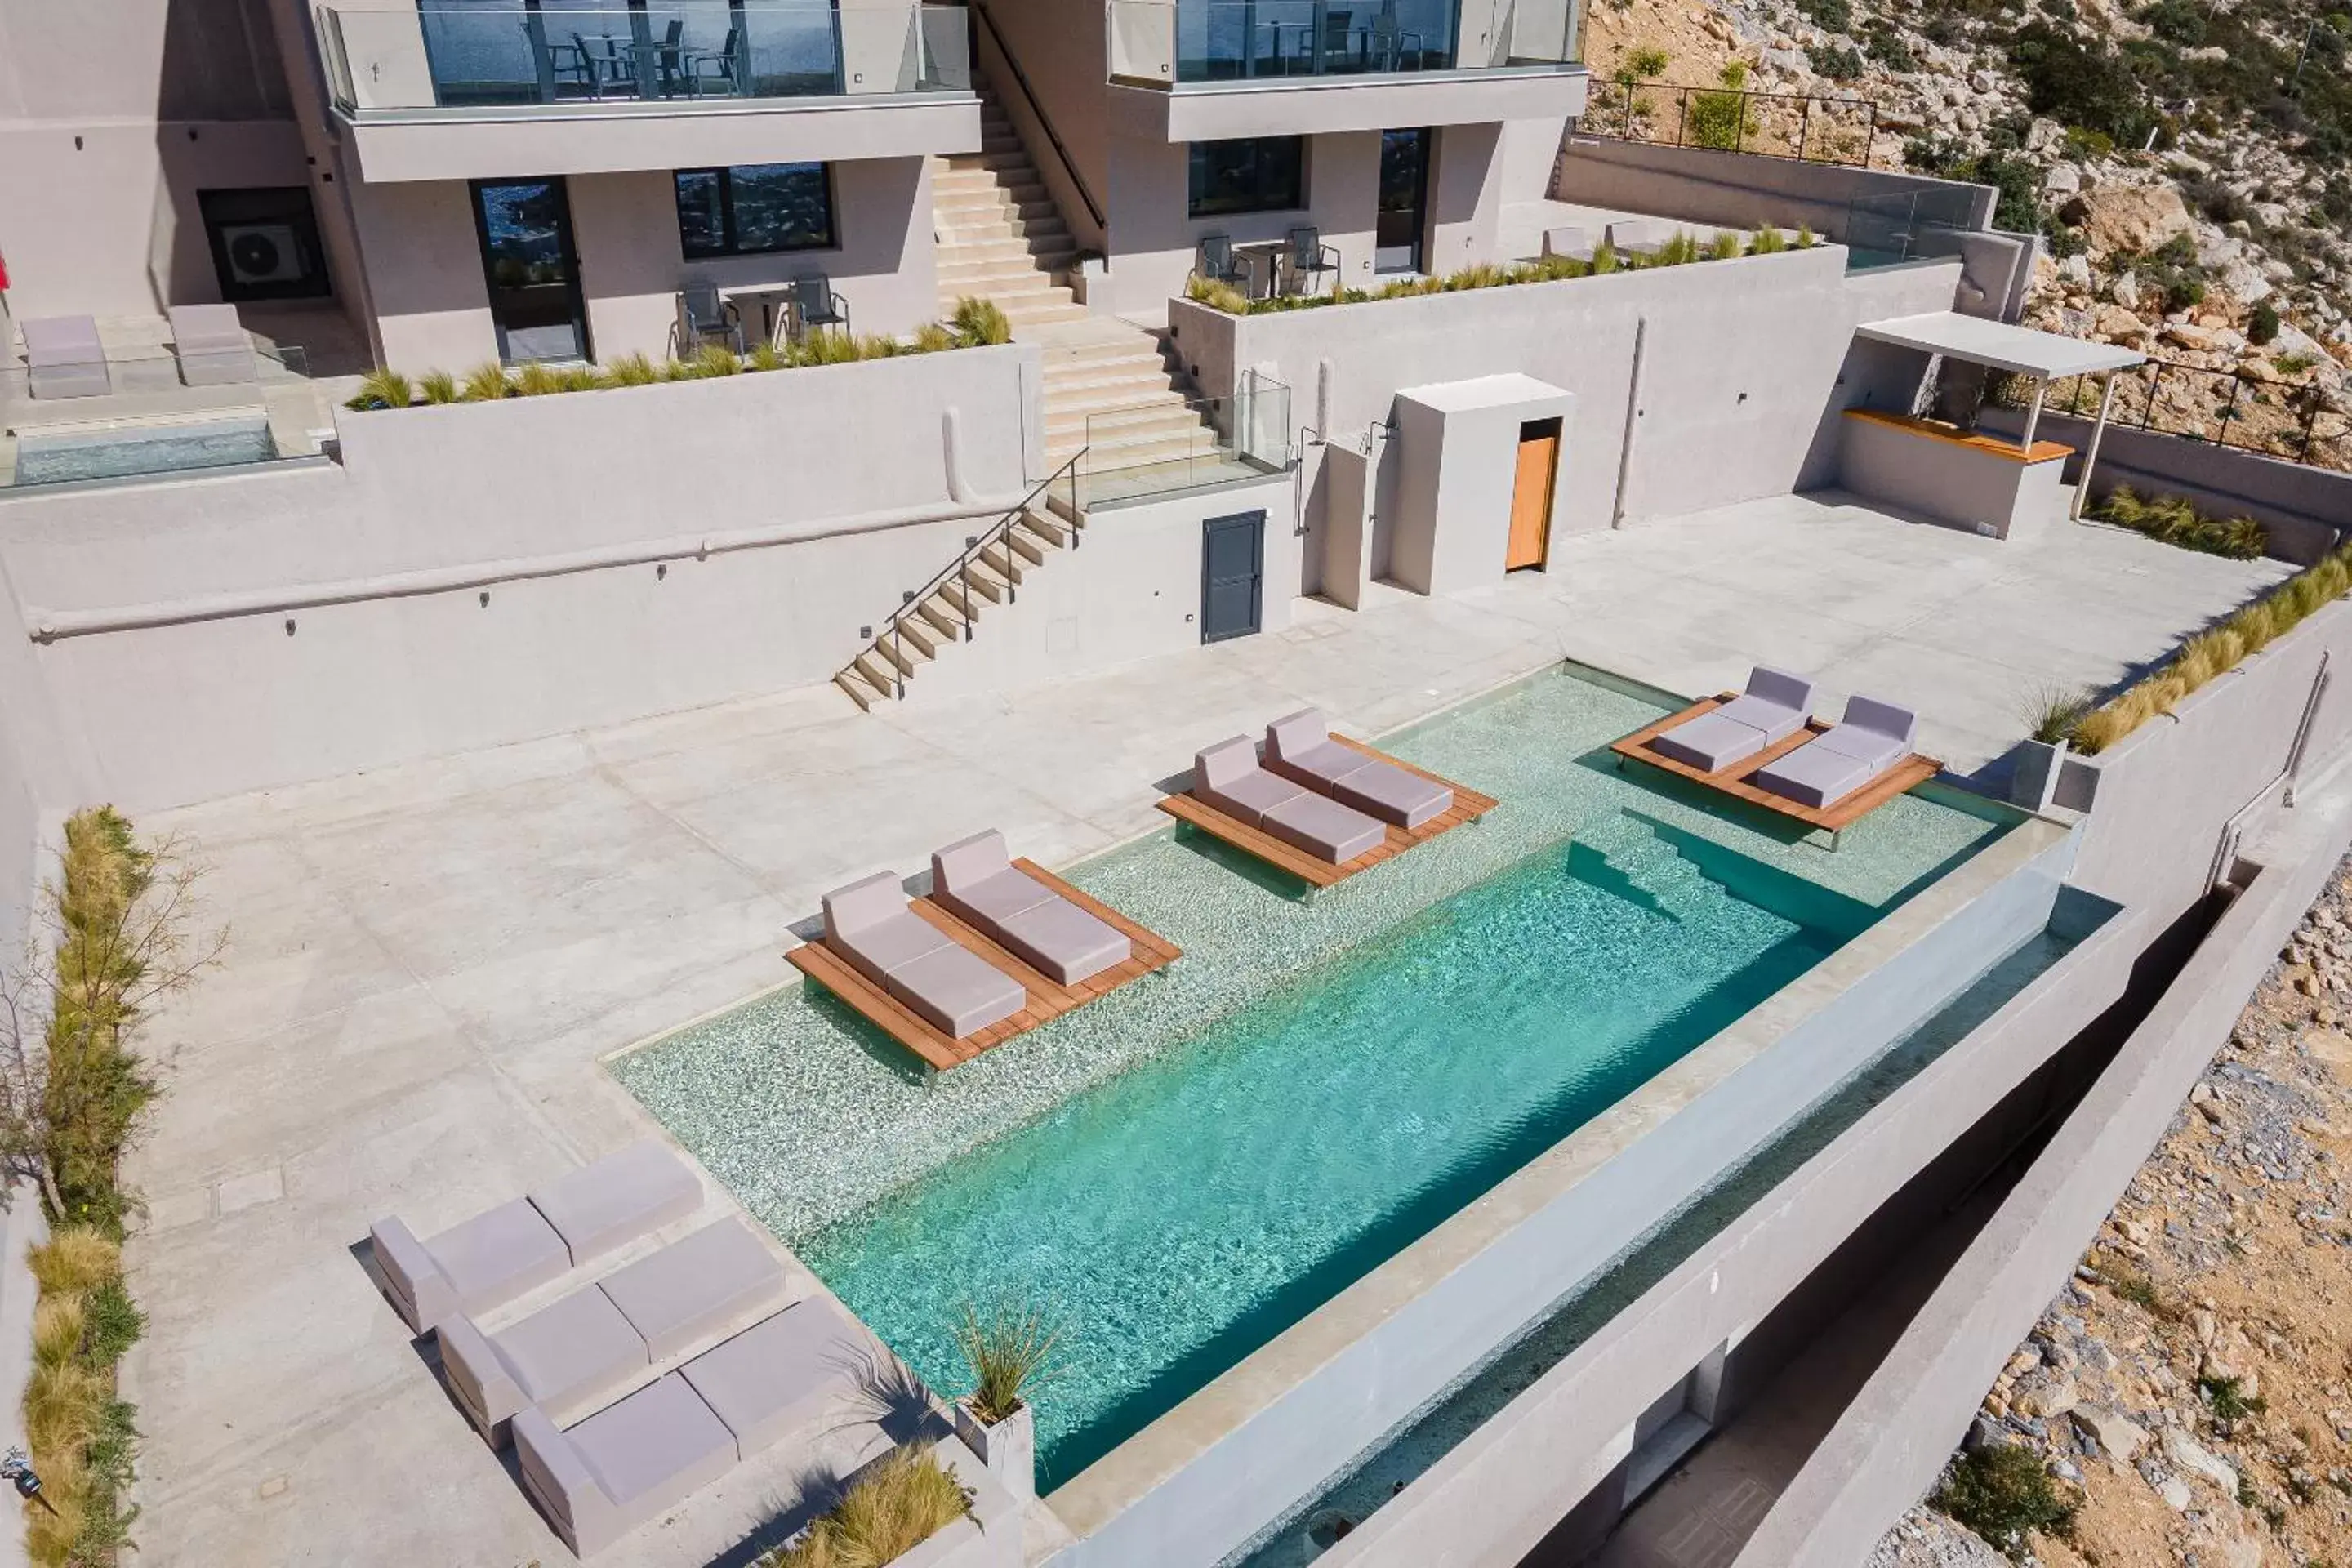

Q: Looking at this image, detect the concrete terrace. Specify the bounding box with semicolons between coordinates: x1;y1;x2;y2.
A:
121;492;2285;1566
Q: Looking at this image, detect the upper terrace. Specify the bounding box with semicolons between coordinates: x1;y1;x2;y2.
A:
317;1;982;180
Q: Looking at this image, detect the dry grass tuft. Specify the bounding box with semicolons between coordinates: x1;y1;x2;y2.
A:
29;1228;119;1298
32;1294;84;1369
761;1447;972;1568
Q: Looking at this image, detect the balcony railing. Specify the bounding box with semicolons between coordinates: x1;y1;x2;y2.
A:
1107;0;1578;87
318;2;972;114
1075;373;1292;508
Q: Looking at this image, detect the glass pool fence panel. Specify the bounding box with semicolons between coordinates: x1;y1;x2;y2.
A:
1842;185;1982;270
1076;373;1291;505
323;4;969;111
1110;0;1578;83
1578;78;1878;166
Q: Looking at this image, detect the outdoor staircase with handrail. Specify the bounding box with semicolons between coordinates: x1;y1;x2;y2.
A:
831;452;1087;711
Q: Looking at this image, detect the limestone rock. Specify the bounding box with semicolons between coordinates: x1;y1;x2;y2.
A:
2161;1428;2239;1493
2045;163;2083;196
2062;185;2197;256
2070;1405;2149;1462
2016;1376;2078;1419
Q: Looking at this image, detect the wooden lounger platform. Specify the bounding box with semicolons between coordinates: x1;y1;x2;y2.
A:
1156;735;1498;889
786;858;1180;1073
1609;693;1941;833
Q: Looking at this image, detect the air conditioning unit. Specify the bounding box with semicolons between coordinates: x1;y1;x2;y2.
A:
220;222;306;287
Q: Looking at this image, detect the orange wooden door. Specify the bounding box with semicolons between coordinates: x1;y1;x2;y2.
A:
1507;425;1558;571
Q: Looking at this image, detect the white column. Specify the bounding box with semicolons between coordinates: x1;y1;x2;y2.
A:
2018;379;2047;452
2070;371;2119;521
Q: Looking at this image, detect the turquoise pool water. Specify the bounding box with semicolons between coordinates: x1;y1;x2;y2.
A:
11;415;276;487
800;828;1839;1486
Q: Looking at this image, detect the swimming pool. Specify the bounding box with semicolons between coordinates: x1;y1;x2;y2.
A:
10;415;277;487
612;666;2011;1490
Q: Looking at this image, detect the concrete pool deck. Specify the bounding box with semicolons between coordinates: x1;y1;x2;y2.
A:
118;492;2286;1565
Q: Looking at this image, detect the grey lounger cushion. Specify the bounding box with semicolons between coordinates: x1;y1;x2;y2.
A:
682;1296;872;1459
517;1373;737;1557
1650;710;1767;773
930;831;1055;929
167;303;257;386
370;1198;570;1334
1715;666;1815;743
599;1218;791;1362
1194;737;1307;826
995;898;1130;985
1263;792;1386;863
529;1140;702;1270
21;316;109;399
822;871;951;987
884;945;1027;1038
1753;740;1876;809
1266;709;1452;827
441;1281;648;1440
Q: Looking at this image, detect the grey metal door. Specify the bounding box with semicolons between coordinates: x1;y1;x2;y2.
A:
1201;510;1265;644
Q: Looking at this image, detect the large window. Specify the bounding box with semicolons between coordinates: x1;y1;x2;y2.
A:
1187;137;1306;218
674;163;835;257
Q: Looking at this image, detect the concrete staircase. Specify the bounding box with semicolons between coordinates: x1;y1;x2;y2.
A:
934;79;1220;479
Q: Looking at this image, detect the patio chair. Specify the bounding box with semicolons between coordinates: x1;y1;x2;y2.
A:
367;1139;702;1334
20;316;109;399
1263;710;1452;827
1649;666;1815;774
167;303;257;387
1284;226;1341;296
1299;9;1354;70
681;22;745;96
931;829;1131;985
1753;695;1919;809
676;283;744;355
1541;225;1597;263
787;273;849;341
1366;8;1424;69
1194;737;1386;864
822;871;1024;1038
1195;234;1251;296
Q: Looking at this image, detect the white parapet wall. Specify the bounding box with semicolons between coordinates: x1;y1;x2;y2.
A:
0;345;1042;811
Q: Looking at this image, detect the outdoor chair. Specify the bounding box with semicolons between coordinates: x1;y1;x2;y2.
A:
1542;225;1597;263
1195;234;1252;296
822;871;1024;1038
931;829;1130;985
682;23;745;96
1753;695;1919;809
1284;226;1342;296
167;303;257;387
676;283;744;356
1194;737;1385;864
20;315;109;399
1650;666;1815;774
514;1296;872;1557
1299;9;1354;69
368;1139;702;1334
564;31;630;98
1366;9;1423;69
787;273;849;341
1263;710;1452;827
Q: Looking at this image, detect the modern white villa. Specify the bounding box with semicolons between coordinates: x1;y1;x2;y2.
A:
2;2;2351;1568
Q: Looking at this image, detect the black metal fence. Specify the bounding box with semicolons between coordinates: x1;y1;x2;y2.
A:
1997;358;2352;474
1576;78;1882;167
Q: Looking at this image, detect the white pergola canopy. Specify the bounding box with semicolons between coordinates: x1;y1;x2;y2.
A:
1855;312;2146;381
1855;311;2146;522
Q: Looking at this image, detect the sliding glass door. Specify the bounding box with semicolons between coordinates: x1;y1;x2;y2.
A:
469;177;591;364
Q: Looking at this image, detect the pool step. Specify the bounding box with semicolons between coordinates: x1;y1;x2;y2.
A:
1570;820;1724;924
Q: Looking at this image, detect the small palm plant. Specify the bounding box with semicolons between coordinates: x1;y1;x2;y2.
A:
953;1298;1059;1424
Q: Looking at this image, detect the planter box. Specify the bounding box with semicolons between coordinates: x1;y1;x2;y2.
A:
2008;737;2069;812
952;1399;1036;1503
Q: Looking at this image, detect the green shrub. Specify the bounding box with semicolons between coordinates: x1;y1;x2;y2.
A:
1866;25;1918;70
1796;0;1851;31
954;1299;1061;1424
2251;300;2281;344
460;362;510;401
605;351;659;385
510;362;567;396
1688;62;1759;151
1624;45;1671;78
2200;1374;2267;1422
81;1279;144;1366
416;369;461;405
343;367;412;412
950;296;1012;347
1931;1445;2078;1559
1748;226;1788;256
1810;42;1864;78
2091;485;2267;559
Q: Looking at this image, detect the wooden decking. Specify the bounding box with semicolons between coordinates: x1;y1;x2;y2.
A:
1155;735;1499;889
785;858;1180;1073
1609;693;1942;833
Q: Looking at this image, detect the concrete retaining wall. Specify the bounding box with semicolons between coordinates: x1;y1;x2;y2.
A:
1549;137;1995;247
0;347;1041;809
1979;405;2352;565
1049;811;2069;1568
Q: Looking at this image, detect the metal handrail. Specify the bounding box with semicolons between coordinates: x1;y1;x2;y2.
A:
970;0;1107;232
2011;356;2351;474
866;449;1087;699
1576;77;1881;168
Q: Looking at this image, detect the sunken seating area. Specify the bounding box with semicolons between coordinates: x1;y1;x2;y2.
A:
1159;711;1498;888
369;1140;702;1334
787;838;1180;1071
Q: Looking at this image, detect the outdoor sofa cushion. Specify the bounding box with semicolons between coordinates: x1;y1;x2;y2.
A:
931;830;1129;985
1751;741;1875;809
886;946;1028;1036
1649;710;1770;773
516;1373;738;1558
821;870;1026;1037
1263;710;1451;829
20;316;109;399
598;1217;790;1362
441;1281;648;1441
1262;793;1387;863
680;1296;872;1458
370;1198;570;1335
528;1139;703;1270
167;303;257;386
1194;737;1308;824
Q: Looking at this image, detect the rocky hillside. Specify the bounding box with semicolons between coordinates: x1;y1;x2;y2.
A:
1875;853;2352;1567
1586;0;2352;460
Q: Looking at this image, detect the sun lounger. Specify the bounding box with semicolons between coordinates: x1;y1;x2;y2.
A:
439;1218;790;1441
516;1296;869;1557
1196;737;1386;864
368;1138;702;1333
931;830;1130;984
1648;666;1815;774
166;303;257;386
1263;709;1454;828
20;316;109;399
823;871;1025;1038
1753;696;1919;809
